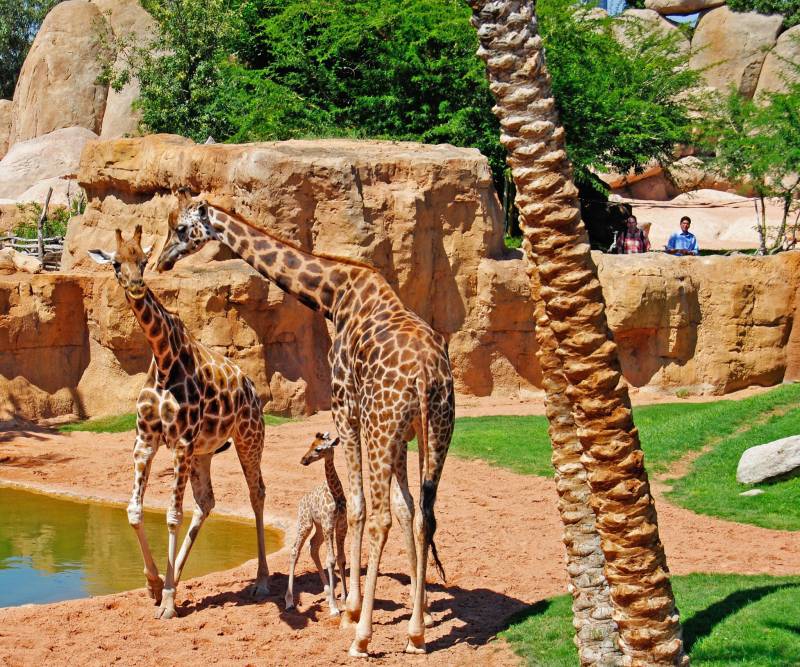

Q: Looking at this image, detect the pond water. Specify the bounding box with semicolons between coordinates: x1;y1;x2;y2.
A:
0;486;282;607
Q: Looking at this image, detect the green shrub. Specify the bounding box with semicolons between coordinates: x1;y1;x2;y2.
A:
728;0;800;28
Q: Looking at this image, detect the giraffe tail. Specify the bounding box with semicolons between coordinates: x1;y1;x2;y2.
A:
215;440;232;455
417;375;446;584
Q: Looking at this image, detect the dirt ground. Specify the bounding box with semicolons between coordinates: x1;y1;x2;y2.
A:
1;389;799;666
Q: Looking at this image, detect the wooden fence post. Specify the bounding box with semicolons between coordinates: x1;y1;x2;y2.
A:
37;187;53;264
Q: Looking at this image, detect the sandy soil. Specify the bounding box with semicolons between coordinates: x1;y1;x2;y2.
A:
1;391;799;667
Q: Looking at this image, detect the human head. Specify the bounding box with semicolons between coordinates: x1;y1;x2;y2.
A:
680;216;691;233
88;225;153;299
627;215;638;230
156;188;218;272
300;432;340;466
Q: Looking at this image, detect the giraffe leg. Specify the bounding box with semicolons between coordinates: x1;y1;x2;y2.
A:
391;450;433;628
234;418;269;598
155;438;190;620
308;526;329;593
406;414;450;654
350;431;395;658
127;428;162;605
173;453;214;585
323;522;339;615
285;515;312;611
335;512;348;602
335;408;364;630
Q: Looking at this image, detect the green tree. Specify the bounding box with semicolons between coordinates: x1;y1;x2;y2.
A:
699;86;800;253
0;0;63;99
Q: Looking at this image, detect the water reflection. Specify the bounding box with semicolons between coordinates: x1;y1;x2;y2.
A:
0;486;282;607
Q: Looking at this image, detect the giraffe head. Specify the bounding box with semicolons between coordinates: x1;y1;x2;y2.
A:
88;225;153;299
300;432;340;466
156;188;218;272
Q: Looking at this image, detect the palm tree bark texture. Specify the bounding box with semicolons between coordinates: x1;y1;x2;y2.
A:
468;1;689;665
531;267;623;666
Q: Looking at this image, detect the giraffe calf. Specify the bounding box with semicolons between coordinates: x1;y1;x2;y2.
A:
285;432;347;616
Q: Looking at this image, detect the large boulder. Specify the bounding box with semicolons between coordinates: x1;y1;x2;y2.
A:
755;25;800;97
690;7;784;99
614;9;690;54
92;0;158;138
9;0;111;146
0;127;97;200
0;100;11;159
737;435;800;483
644;0;724;14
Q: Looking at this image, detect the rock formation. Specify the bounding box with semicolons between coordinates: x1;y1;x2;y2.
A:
0;101;11;159
689;7;784;98
9;1;111;146
754;24;800;97
737;435;800;483
1;135;798;421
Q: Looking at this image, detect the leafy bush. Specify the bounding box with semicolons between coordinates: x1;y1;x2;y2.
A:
728;0;800;28
103;0;700;194
13;188;86;239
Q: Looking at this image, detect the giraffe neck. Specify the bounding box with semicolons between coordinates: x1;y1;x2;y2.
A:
323;456;345;503
126;287;182;375
207;206;378;321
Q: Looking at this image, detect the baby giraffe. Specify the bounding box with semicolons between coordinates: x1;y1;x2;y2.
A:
285;432;347;616
89;226;269;620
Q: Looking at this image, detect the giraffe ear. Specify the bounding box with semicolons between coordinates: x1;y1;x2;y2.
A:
88;249;115;265
175;187;192;207
196;201;208;218
330;437;340;447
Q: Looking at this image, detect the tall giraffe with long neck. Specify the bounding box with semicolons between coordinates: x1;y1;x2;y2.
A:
157;189;454;656
89;225;270;620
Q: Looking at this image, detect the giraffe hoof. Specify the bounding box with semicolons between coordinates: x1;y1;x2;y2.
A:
328;606;341;617
424;611;434;628
146;575;164;605
249;578;270;600
154;603;177;620
405;638;426;654
348;638;369;658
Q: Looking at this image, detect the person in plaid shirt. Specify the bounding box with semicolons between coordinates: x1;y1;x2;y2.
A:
619;215;650;254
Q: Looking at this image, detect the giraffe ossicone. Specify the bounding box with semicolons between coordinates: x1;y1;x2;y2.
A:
89;224;271;620
157;190;455;656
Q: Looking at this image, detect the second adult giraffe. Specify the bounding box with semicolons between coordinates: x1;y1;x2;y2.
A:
156;189;454;656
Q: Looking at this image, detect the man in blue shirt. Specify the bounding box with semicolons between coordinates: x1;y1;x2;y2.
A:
665;216;699;256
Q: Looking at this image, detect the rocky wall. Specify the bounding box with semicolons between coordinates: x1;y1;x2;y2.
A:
1;135;798;422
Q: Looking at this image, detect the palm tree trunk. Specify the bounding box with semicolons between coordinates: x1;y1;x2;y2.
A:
531;265;623;666
469;1;688;664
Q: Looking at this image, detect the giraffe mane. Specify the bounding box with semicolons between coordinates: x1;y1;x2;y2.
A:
211;205;380;273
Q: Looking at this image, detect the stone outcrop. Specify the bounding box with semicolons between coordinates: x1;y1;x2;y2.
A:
737;435;800;483
92;0;158;138
690;7;784;99
614;9;690;55
0;127;97;200
0;248;42;274
9;0;110;147
1;136;798;421
754;25;800;96
0;101;11;159
598;251;800;393
644;0;724;14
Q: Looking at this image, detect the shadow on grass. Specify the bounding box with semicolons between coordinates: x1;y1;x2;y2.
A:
683;583;800;652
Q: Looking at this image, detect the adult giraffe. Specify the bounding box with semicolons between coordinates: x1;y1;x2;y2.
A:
469;1;687;665
156;190;454;656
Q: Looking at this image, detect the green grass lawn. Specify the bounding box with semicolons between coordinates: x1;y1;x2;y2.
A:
502;573;800;667
58;412;294;433
667;407;800;531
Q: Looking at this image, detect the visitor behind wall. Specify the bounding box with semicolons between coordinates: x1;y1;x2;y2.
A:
665;216;699;256
617;215;650;254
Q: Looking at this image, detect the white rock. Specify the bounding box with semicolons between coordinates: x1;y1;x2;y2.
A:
736;435;800;484
0;127;97;200
739;488;765;496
